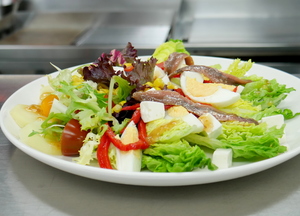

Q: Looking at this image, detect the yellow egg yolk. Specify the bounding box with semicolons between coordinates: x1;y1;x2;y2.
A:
186;77;219;97
186;77;236;97
166;106;189;118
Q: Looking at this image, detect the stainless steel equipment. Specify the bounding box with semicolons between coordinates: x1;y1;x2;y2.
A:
0;0;299;74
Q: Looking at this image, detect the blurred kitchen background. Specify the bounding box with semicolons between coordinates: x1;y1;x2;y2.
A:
0;0;299;74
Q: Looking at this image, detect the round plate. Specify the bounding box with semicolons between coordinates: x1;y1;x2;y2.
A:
1;56;300;186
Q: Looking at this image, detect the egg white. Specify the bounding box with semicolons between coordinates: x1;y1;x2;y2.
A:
180;71;240;107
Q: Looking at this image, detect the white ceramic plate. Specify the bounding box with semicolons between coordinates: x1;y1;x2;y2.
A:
1;56;300;186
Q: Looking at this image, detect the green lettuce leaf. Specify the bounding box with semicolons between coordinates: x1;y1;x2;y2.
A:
152;39;189;63
223;59;253;77
146;118;193;143
241;76;295;110
112;76;135;104
219;99;261;120
185;121;287;159
142;140;217;172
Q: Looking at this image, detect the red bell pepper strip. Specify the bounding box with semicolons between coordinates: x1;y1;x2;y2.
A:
105;125;149;151
124;64;134;72
164;105;173;110
120;108;141;134
137;120;147;141
121;103;140;111
174;88;185;96
97;133;113;169
131;109;141;124
156;62;165;70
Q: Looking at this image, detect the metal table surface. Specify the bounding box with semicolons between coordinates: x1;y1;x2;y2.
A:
1;74;300;216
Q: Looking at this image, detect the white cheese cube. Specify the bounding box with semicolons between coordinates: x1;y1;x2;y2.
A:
260;114;284;129
49;99;68;114
212;148;233;169
199;113;222;138
161;75;170;85
236;85;245;94
260;114;286;146
260;114;286;145
140;101;165;123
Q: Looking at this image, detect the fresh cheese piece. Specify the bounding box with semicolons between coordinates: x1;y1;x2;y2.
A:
140;101;165;123
199;113;222;138
260;114;286;146
260;114;284;129
161;74;170;85
236;85;245;94
116;121;142;172
212;148;233;169
49;99;68;114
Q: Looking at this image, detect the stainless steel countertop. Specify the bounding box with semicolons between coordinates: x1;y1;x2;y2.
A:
1;74;300;216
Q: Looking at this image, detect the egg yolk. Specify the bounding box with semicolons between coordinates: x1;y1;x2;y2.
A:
186;77;236;97
166;106;189;118
199;115;214;133
186;77;219;97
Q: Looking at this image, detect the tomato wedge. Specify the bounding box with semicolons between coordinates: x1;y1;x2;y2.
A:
61;119;88;156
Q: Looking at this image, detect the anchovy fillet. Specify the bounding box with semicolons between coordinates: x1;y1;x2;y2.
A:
132;90;258;124
170;65;252;86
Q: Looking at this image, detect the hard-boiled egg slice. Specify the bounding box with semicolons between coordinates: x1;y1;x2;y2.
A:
153;65;166;80
180;71;240;107
165;105;189;119
165;105;204;133
116;121;142;172
199;113;222;139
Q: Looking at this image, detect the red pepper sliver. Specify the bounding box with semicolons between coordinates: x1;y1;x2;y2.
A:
120;109;141;134
124;65;134;72
174;88;185;96
164;105;174;110
138;120;148;141
156;62;165;70
172;74;181;78
121;103;140;111
131;109;141;124
97;134;113;169
105;125;149;151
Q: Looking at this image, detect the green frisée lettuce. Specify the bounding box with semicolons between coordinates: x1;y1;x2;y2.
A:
74;132;101;165
49;71;112;131
185;121;287;159
152;39;189;63
142;140;217;172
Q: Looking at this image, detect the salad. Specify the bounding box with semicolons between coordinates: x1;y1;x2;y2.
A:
10;39;300;173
